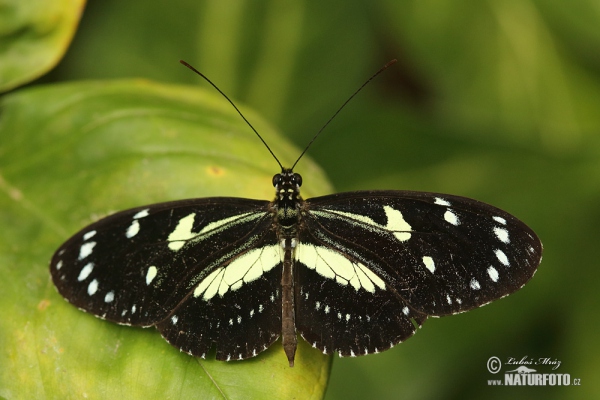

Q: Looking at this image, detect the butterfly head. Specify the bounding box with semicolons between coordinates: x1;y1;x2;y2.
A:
273;168;302;203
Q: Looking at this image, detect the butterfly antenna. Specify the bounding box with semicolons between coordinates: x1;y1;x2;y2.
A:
180;60;284;170
291;59;397;170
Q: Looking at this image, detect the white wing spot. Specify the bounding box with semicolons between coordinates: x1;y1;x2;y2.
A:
168;213;197;251
487;266;499;282
230;280;243;292
422;256;435;274
384;206;413;242
171;315;179;324
83;230;97;240
193;244;281;300
346;313;351;322
446;294;452;304
133;209;150;219
78;242;96;260
146;266;158;285
495;249;510;266
237;315;242;324
87;279;99;296
250;309;255;318
470;278;481;290
131;304;137;314
494;227;510;243
434;197;451;206
402;306;409;316
337;312;342;320
350;350;356;357
56;260;63;270
316;206;412;243
324;305;330;314
104;291;114;303
444;210;459;226
315;301;321;310
77;262;94;281
296;243;385;293
493;216;506;225
126;220;140;238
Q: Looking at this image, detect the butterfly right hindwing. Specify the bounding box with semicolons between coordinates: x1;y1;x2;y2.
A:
156;240;284;361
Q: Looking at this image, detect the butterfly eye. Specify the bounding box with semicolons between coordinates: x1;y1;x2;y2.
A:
293;173;302;187
272;174;282;187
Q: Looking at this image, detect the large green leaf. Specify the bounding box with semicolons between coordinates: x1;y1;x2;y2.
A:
0;0;85;92
0;80;333;399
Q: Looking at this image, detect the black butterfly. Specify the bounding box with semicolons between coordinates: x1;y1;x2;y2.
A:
50;61;542;367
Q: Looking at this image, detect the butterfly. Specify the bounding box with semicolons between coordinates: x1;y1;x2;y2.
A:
50;60;542;367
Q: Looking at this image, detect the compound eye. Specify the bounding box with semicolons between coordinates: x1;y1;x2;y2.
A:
272;174;282;187
293;173;302;187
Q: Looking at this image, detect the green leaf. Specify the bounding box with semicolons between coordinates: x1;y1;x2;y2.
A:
43;0;375;142
0;79;333;399
0;0;85;92
380;0;600;151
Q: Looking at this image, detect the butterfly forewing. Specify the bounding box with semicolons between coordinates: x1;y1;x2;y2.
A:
306;191;541;314
50;198;273;327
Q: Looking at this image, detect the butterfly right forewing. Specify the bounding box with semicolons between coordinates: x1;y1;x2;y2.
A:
50;197;275;328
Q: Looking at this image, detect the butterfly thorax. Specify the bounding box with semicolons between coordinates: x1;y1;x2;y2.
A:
272;168;303;231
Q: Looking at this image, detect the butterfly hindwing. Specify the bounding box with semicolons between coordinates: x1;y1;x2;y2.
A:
156;253;283;361
295;259;427;357
50;198;273;328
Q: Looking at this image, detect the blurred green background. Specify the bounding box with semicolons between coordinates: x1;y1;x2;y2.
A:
2;0;599;399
